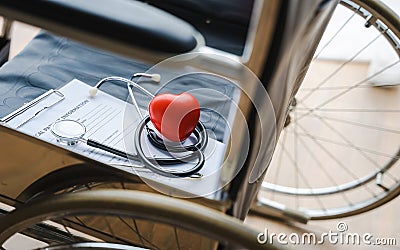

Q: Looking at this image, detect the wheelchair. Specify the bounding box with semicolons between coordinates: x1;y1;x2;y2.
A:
0;0;398;249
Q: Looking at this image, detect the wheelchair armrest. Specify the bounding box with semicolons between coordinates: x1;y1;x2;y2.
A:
0;0;200;54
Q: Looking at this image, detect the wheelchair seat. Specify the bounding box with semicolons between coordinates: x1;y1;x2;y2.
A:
0;31;238;142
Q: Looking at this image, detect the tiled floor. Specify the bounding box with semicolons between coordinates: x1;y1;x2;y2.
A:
2;20;400;250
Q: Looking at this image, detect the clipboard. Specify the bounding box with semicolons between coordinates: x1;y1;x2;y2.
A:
0;89;65;128
0;79;227;200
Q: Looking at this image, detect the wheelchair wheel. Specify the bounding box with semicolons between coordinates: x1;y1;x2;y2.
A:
0;190;279;250
259;0;400;220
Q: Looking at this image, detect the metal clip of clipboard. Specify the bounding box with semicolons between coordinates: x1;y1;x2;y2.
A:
0;89;65;128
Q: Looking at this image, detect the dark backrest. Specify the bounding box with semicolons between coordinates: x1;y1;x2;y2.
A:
142;0;255;55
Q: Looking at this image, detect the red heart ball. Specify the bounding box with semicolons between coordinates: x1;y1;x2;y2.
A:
148;92;200;142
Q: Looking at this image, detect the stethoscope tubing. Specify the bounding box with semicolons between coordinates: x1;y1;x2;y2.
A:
85;136;200;166
59;75;209;178
50;118;206;175
145;119;208;153
135;116;205;178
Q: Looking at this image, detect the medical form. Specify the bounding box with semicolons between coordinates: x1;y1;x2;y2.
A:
4;79;227;198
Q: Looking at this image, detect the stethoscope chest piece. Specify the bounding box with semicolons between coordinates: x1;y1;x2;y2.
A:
51;119;86;146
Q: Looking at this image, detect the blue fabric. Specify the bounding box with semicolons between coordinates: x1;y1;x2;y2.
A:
0;32;237;142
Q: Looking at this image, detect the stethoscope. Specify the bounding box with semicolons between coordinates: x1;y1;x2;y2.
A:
50;73;208;178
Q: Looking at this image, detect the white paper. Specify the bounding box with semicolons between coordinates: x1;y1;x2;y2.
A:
8;79;227;198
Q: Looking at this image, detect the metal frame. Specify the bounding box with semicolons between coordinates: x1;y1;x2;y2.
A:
0;0;339;223
0;190;280;250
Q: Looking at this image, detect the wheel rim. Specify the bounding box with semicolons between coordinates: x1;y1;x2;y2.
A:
262;0;400;219
0;190;278;250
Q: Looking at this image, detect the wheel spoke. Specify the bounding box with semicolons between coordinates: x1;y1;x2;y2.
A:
294;112;300;208
313;11;357;60
297;59;400;122
294;132;354;205
174;227;182;250
297;123;379;197
300;31;384;103
279;139;328;210
312;115;400;135
270;130;288;200
295;124;356;180
310;112;398;181
300;84;371;92
296;107;400;113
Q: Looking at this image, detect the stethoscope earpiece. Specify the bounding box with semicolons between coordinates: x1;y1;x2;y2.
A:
88;87;98;97
149;73;161;82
